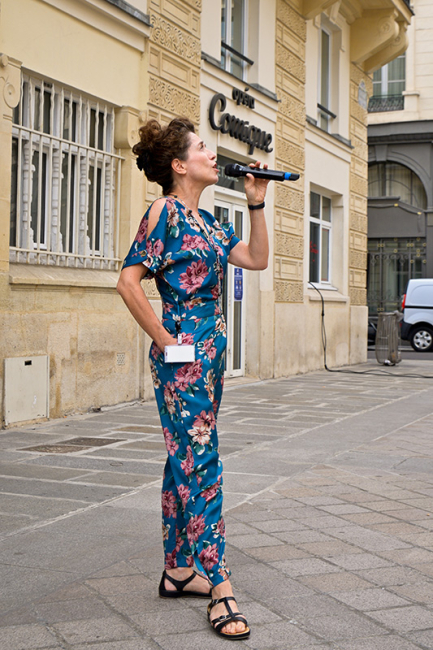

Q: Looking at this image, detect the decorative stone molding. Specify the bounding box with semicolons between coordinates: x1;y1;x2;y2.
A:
276;44;305;84
277;0;306;42
173;0;201;9
350;212;368;234
349;249;367;270
276;184;304;214
349;287;367;306
351;9;403;69
275;232;304;258
352;140;368;161
363;20;408;73
149;76;200;123
150;14;201;65
278;94;305;126
114;106;140;150
301;0;341;21
0;55;21;117
350;96;368;123
275;280;304;303
276;139;305;169
350;174;368;198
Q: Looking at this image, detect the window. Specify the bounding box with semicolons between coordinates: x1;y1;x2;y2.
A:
317;27;336;132
309;191;332;284
10;74;122;269
368;162;427;209
369;54;405;112
221;0;251;80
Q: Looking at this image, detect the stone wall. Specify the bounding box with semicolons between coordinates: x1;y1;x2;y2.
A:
274;0;306;306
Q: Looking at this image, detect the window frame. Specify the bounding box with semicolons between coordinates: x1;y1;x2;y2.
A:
318;27;331;131
373;53;406;98
368;161;427;210
309;190;333;286
221;0;250;80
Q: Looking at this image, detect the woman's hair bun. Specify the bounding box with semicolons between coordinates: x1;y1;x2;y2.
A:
132;117;195;194
133;120;161;177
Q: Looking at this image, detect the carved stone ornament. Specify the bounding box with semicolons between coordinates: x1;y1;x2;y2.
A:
275;232;304;259
276;184;304;214
0;54;21;114
276;44;305;84
349;287;367;306
277;0;306;42
114;106;141;150
276;140;305;170
150;14;201;66
350;213;368;234
275;280;303;303
351;176;368;199
149;76;200;122
278;93;305;126
349;249;367;270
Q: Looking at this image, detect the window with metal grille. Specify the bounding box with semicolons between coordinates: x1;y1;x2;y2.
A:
369;54;406;113
10;74;122;269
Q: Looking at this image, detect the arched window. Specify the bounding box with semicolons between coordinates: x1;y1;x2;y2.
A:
368;162;427;209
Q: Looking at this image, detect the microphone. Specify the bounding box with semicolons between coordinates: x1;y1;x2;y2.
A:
225;163;300;182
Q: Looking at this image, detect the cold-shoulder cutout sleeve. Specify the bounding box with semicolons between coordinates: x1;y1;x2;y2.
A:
122;200;169;278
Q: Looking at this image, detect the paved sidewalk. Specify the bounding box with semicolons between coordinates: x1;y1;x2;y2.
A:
2;359;433;649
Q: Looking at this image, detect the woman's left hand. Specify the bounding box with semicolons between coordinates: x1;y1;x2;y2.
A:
243;161;270;206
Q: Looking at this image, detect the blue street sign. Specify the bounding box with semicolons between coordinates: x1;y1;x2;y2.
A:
234;267;243;301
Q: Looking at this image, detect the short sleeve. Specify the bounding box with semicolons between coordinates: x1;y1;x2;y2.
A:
219;220;241;252
122;201;168;278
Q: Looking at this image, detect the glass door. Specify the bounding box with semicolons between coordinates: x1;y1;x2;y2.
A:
215;200;247;377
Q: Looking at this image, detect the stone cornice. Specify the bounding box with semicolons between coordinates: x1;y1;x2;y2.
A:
40;0;151;51
301;0;412;73
103;0;150;25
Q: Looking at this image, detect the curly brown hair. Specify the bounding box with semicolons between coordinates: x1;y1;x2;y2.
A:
132;117;195;195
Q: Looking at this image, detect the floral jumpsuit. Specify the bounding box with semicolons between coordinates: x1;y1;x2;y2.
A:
122;197;240;586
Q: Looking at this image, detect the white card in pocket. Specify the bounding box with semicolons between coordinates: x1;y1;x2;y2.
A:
164;344;195;363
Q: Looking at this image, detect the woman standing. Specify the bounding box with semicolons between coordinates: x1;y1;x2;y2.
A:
117;117;269;639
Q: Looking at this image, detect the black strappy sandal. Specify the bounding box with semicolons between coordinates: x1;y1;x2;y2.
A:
158;570;212;599
207;596;250;640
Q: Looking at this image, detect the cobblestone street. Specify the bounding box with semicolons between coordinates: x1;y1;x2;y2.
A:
2;359;433;649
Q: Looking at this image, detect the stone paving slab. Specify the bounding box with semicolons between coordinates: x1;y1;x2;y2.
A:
2;360;433;648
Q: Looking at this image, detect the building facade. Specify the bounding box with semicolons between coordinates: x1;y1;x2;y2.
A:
1;0;411;426
368;0;431;319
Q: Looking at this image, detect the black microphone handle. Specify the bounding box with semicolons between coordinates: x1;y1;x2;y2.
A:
224;163;299;182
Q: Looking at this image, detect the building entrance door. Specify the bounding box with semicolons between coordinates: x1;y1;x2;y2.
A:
215;200;247;377
367;237;426;317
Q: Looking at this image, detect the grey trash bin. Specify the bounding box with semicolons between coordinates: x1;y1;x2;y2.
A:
375;312;402;366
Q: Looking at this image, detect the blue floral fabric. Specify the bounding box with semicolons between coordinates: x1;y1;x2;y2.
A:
122;197;240;585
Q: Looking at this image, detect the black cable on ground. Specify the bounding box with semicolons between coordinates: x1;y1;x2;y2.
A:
308;282;433;379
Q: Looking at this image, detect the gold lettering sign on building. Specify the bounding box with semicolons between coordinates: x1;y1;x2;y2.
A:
208;89;273;156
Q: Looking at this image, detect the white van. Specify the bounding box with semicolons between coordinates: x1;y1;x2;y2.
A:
401;279;433;352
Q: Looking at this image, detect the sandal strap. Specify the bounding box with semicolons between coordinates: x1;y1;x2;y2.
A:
209;595;236;610
208;596;248;631
213;613;248;629
163;570;196;591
